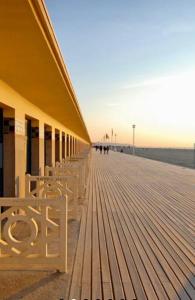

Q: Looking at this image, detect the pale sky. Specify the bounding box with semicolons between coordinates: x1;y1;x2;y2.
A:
45;0;195;147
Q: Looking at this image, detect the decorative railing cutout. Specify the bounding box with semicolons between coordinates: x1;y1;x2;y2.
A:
0;198;67;272
25;175;78;218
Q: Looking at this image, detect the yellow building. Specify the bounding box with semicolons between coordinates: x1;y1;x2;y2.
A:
0;0;91;198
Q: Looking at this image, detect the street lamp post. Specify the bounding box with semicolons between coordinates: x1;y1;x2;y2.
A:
193;143;195;169
132;124;136;155
115;133;117;151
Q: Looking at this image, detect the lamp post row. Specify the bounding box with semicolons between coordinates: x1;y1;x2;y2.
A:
101;125;136;154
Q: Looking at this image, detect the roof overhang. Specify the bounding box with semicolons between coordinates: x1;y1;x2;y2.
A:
0;0;90;143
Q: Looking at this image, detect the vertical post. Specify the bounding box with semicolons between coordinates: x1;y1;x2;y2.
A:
38;121;44;176
72;177;78;219
132;124;136;155
59;131;62;163
51;127;55;167
25;174;30;197
0;204;1;256
193;143;195;169
73;137;75;156
45;166;49;176
115;133;117;151
64;133;66;159
15;110;25;197
75;138;77;155
59;196;67;272
41;204;48;258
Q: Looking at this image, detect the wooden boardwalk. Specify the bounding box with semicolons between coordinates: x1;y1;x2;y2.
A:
67;151;195;300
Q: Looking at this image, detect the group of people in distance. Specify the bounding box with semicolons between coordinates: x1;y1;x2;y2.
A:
95;145;110;154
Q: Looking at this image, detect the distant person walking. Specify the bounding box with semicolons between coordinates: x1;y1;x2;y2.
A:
103;146;107;154
99;145;103;154
106;145;109;154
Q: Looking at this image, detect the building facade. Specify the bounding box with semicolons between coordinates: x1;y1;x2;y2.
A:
0;0;91;198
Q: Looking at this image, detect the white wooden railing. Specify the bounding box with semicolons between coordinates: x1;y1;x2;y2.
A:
25;174;78;218
0;197;67;272
54;151;91;197
45;163;85;198
0;148;91;272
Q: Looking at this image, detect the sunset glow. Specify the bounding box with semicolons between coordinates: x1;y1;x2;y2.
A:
46;0;195;147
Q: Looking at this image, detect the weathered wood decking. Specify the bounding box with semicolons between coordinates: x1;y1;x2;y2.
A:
68;151;195;300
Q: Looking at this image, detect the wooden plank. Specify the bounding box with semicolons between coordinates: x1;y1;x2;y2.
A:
68;150;195;300
91;168;102;300
94;168;114;300
97;174;126;299
68;185;89;299
68;206;87;299
98;169;136;300
113;178;193;299
102;169;170;300
80;167;93;300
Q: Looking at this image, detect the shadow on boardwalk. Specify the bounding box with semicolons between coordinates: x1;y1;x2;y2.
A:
0;218;80;300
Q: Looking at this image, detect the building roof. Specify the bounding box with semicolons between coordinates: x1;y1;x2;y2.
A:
0;0;90;143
